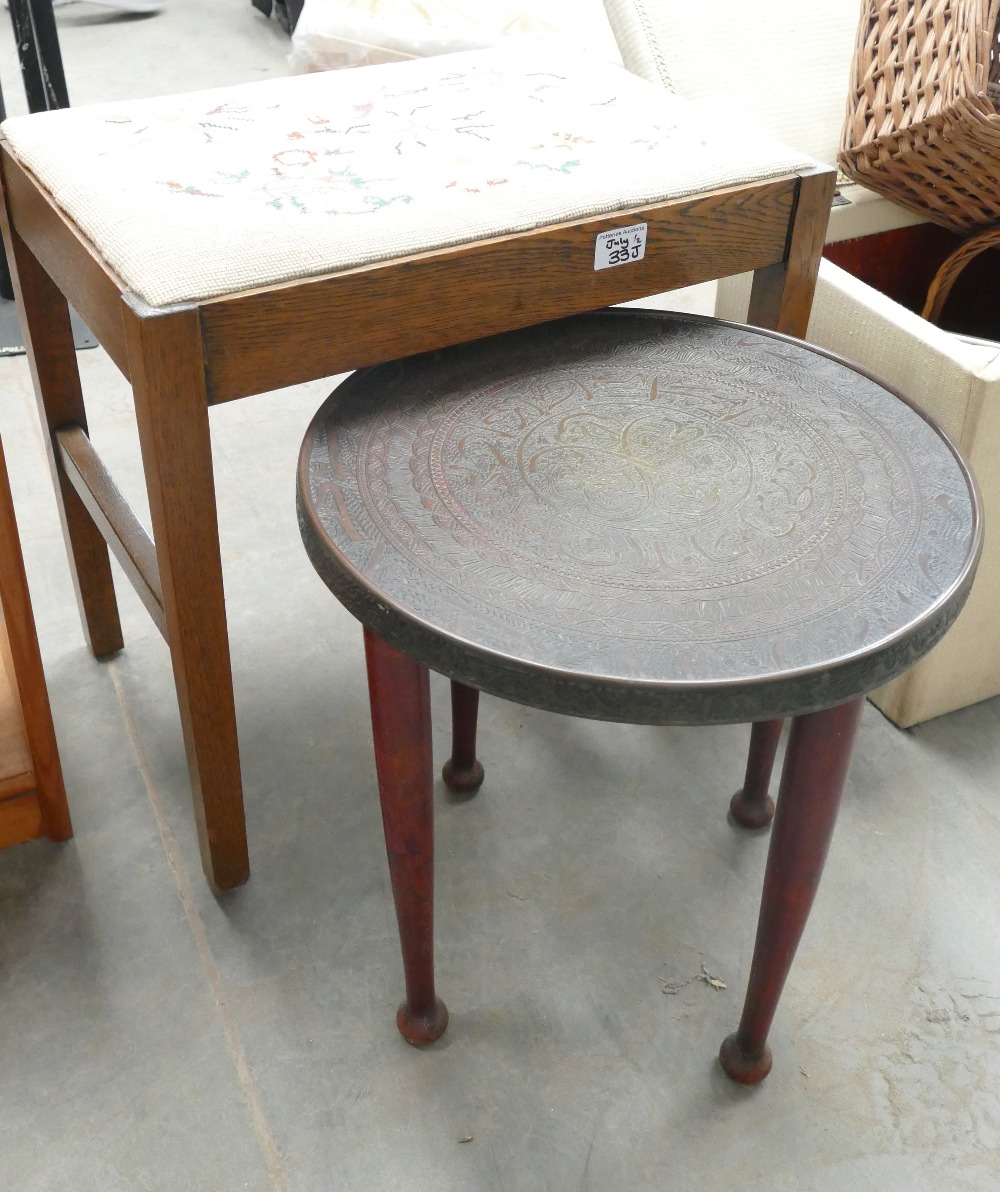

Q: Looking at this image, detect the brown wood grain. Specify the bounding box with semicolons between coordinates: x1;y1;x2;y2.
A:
0;142;834;887
730;719;781;829
0;791;45;849
720;697;864;1084
824;223;962;312
365;627;448;1047
0;436;71;842
0;768;35;802
441;680;484;794
199;176;804;402
823;221;1000;340
0;208;124;659
747;166;837;338
0;146;131;377
0;618;33;795
122;302;249;893
57;426;166;638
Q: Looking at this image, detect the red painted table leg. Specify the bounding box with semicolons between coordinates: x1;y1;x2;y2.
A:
442;679;485;793
730;719;783;828
364;627;449;1046
720;697;864;1084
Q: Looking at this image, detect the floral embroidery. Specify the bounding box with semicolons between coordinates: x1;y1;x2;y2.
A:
162;181;223;198
87;58;638;219
273;149;317;167
516;159;581;174
1;46;811;306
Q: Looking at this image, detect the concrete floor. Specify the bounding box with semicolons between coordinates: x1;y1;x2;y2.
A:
2;4;1000;1190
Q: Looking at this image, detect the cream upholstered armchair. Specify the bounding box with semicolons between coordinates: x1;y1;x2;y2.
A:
602;0;924;245
801;267;1000;727
606;0;1000;728
0;34;833;889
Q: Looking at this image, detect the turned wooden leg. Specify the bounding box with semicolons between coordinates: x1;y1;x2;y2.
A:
0;221;123;658
124;305;248;894
364;627;449;1046
720;696;864;1084
730;719;782;829
442;679;485;793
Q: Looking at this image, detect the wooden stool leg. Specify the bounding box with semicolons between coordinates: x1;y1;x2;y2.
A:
747;168;835;338
442;679;485;793
1;223;123;658
730;719;782;828
125;306;248;894
720;696;864;1084
364;627;449;1046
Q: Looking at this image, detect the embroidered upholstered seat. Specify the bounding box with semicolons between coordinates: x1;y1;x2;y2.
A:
0;40;834;892
2;49;809;307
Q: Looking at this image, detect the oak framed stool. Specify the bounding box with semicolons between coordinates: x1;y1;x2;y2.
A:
0;47;834;892
298;309;981;1083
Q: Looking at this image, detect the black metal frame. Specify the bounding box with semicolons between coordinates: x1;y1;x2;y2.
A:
1;0;70;300
251;0;304;35
8;0;70;114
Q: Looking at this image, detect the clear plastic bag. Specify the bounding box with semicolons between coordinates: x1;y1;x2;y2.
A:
289;0;621;73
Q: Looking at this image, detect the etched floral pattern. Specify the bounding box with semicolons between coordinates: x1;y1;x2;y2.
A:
304;314;977;708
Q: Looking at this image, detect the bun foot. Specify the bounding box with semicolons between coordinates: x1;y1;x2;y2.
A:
729;788;775;829
442;757;485;793
719;1033;772;1084
397;997;449;1046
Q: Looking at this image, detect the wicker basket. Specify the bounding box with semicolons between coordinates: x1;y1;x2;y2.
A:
921;223;1000;319
839;0;1000;234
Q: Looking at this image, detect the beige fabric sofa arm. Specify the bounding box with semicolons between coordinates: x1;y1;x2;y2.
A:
603;0;925;243
723;259;1000;726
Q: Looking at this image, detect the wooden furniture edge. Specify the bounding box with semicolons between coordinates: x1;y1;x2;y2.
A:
748;165;837;338
57;426;166;638
0;435;71;842
197;172;810;401
0;143;131;377
0;790;45;848
121;303;249;891
0;145;831;403
0;615;33;799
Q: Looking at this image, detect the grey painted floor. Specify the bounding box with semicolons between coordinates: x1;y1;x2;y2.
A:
2;5;1000;1190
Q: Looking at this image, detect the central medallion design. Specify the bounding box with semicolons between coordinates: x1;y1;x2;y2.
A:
418;372;846;591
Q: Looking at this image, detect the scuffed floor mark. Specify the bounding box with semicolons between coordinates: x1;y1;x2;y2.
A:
871;979;1000;1156
660;961;727;996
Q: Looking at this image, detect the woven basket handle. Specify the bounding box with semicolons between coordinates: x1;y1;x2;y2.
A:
922;226;1000;323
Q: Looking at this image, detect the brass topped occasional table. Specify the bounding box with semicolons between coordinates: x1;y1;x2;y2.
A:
297;310;981;1083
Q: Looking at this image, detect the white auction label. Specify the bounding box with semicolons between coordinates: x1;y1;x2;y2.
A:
594;223;647;270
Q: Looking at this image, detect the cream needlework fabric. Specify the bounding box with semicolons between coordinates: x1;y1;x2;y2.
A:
602;0;861;169
2;48;810;307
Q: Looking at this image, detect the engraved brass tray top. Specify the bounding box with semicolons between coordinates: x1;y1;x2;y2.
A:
298;312;981;725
